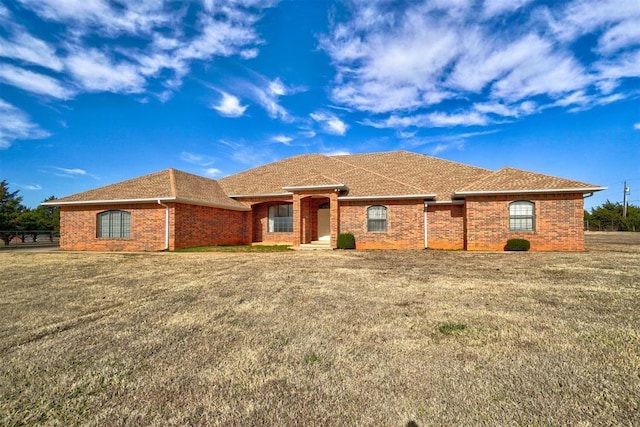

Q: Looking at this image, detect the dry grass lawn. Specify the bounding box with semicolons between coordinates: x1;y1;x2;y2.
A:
1;232;639;426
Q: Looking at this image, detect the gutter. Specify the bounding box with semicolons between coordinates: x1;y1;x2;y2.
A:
157;200;170;251
339;194;436;201
42;197;250;211
454;187;607;196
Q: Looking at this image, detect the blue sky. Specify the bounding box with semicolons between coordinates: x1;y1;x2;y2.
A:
0;0;638;209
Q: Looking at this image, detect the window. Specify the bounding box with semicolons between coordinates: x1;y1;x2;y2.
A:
268;204;293;232
97;210;131;238
509;201;535;231
367;205;387;232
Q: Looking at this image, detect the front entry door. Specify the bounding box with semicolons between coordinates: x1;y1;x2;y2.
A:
317;207;330;241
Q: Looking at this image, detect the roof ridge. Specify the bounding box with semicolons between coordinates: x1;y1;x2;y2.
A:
168;168;178;197
330;154;428;194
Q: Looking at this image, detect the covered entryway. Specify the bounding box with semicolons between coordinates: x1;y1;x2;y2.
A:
317;202;330;241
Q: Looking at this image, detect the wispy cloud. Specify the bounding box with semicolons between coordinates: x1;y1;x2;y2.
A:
212;92;247;118
179;152;216;166
271;135;293;145
0;28;64;71
634;123;640;130
322;0;640;127
15;183;42;191
51;167;87;176
310;111;348;135
0;99;50;148
202;167;222;178
0;64;72;99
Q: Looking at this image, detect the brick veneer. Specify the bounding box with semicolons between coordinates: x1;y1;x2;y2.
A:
173;204;250;249
60;202;250;251
465;194;585;251
426;203;465;250
60;203;169;251
339;199;425;249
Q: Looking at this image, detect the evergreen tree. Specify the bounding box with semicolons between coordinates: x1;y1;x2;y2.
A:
0;180;26;245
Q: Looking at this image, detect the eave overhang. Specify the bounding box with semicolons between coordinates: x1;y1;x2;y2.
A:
454;187;607;196
41;197;251;211
282;184;348;192
339;194;437;201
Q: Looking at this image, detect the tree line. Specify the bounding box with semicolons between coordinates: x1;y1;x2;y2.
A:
0;180;60;245
584;200;640;232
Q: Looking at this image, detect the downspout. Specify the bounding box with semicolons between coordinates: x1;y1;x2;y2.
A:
157;200;169;251
423;201;428;249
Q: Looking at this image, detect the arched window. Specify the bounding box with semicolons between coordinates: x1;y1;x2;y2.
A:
97;210;131;238
367;205;387;232
509;201;535;232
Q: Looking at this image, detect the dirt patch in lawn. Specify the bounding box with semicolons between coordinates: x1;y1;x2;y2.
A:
1;233;639;425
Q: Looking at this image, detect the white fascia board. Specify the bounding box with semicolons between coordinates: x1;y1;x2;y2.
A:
228;192;293;198
42;197;175;206
42;197;251;211
424;200;465;205
282;184;347;191
454;187;607;196
339;194;436;201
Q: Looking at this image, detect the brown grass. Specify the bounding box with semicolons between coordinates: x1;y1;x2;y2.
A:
1;232;639;426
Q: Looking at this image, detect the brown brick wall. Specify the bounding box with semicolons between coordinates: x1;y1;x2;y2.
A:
465;194;585;251
59;203;168;251
426;204;465;250
339;199;425;249
173;204;250;249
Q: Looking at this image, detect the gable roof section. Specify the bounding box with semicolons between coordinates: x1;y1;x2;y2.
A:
455;167;606;195
45;169;250;211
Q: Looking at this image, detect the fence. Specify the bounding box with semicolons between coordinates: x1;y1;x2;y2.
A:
0;230;58;244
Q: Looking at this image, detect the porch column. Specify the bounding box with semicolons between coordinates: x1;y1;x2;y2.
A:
330;191;340;248
293;194;302;247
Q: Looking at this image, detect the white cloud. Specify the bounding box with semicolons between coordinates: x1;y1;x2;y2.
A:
426;111;489;127
51;167;88;177
364;110;489;129
250;84;291;121
0;30;64;71
310;111;348;135
0;99;50;148
322;0;640;126
0;64;72;99
212;92;247;117
268;78;286;96
634;123;640;130
483;0;533;18
203;167;222;178
66;49;145;93
179;152;216;166
271;135;293;145
7;0;272;101
16;183;43;191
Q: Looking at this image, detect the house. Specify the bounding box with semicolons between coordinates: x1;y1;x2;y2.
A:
44;151;605;251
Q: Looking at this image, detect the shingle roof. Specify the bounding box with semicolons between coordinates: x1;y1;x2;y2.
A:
219;150;495;200
456;167;605;195
47;169;249;210
47;152;604;207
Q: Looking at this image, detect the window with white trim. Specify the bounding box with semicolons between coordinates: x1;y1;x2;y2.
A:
268;204;293;232
97;210;131;238
509;201;535;232
367;205;387;232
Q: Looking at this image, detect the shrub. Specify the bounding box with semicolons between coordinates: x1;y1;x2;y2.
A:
505;238;531;251
337;233;355;249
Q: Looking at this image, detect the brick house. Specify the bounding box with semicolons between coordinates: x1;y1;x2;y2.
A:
45;151;604;251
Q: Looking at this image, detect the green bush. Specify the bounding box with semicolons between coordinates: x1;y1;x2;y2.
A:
337;233;355;249
505;238;531;251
